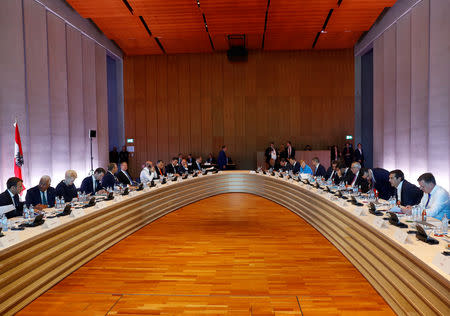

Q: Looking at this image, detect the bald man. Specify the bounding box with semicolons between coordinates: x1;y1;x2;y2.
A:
25;175;56;209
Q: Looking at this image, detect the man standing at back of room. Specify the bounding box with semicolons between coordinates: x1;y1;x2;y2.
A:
218;145;228;170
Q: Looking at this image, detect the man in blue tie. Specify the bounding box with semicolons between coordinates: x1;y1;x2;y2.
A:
25;175;56;209
415;173;450;220
80;168;106;195
116;162;133;186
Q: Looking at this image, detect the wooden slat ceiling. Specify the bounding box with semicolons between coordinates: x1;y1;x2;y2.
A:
66;0;396;55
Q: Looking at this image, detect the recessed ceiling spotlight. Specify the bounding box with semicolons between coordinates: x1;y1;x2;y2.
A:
344;30;352;32
321;30;327;33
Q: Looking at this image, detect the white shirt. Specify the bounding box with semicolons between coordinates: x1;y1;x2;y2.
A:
92;175;97;193
419;185;450;220
396;180;404;202
270;148;277;160
140;167;155;184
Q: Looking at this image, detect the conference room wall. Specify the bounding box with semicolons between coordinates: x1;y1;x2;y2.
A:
0;0;111;191
124;49;354;173
373;0;450;190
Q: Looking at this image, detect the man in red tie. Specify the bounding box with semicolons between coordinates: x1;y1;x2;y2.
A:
155;160;167;179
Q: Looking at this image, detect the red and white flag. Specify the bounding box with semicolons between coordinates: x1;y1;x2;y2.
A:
14;121;25;191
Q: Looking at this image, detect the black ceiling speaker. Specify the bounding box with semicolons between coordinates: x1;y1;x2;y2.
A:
227;34;248;62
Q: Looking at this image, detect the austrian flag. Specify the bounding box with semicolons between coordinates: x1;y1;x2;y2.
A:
14;121;25;191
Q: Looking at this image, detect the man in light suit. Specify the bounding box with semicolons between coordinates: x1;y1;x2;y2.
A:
80;168;106;195
218;145;228;170
116;162;133;186
0;177;24;218
140;161;156;184
25;175;56;209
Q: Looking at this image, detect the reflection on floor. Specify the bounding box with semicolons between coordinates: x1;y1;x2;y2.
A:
18;193;394;315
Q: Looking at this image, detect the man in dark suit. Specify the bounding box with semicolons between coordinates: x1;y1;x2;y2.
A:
25;175;56;209
206;153;216;164
288;157;300;174
178;159;191;174
336;163;353;185
354;143;365;167
361;168;395;200
109;146;119;164
280;158;291;172
192;157;203;172
0;177;24;218
285;141;295;159
55;170;78;202
311;157;327;178
118;146;129;164
218;145;228;170
102;163;118;189
186;154;194;165
389;169;423;207
116;162;133;186
330;145;340;163
154;160;167;179
325;160;339;183
166;158;179;175
347;162;368;189
80;168;106;195
342;142;354;167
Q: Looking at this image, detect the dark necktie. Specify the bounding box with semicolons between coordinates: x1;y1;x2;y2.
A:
41;191;48;205
13;195;20;208
425;193;431;208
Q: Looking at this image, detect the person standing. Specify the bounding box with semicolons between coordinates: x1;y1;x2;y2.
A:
218;145;228;170
119;146;129;164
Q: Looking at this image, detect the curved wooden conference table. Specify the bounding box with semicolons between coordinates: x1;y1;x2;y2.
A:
0;171;448;315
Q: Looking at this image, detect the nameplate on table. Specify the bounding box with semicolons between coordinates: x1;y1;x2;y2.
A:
373;217;386;229
43;217;60;229
70;208;85;218
249;171;256;174
393;228;408;244
0;232;20;248
353;207;365;216
432;252;450;275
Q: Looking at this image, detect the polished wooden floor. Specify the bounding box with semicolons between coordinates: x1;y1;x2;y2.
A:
18;193;394;315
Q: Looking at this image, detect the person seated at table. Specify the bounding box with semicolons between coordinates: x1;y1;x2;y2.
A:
177;153;184;165
116;162;133;186
102;163;118;190
178;159;191;174
299;160;313;175
388;169;423;207
335;163;351;185
0;177;24;218
166;158;179;175
55;170;78;202
154;160;167;179
361;168;395;200
348;162;368;189
80;168;106;195
25;175;56;209
325;160;339;182
192;156;203;172
187;154;194;165
311;157;326;178
288;157;300;174
279;158;291;172
414;173;449;220
140;161;156;184
206;153;216;164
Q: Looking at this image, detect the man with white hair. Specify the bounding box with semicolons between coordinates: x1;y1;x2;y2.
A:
348;162;367;188
55;170;78;202
25;175;56;209
140;161;156;184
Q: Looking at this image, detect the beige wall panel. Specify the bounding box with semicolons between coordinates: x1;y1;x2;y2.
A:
47;12;70;182
410;0;430;181
23;0;51;185
0;0;28;191
95;44;109;169
429;0;450;190
395;14;412;176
